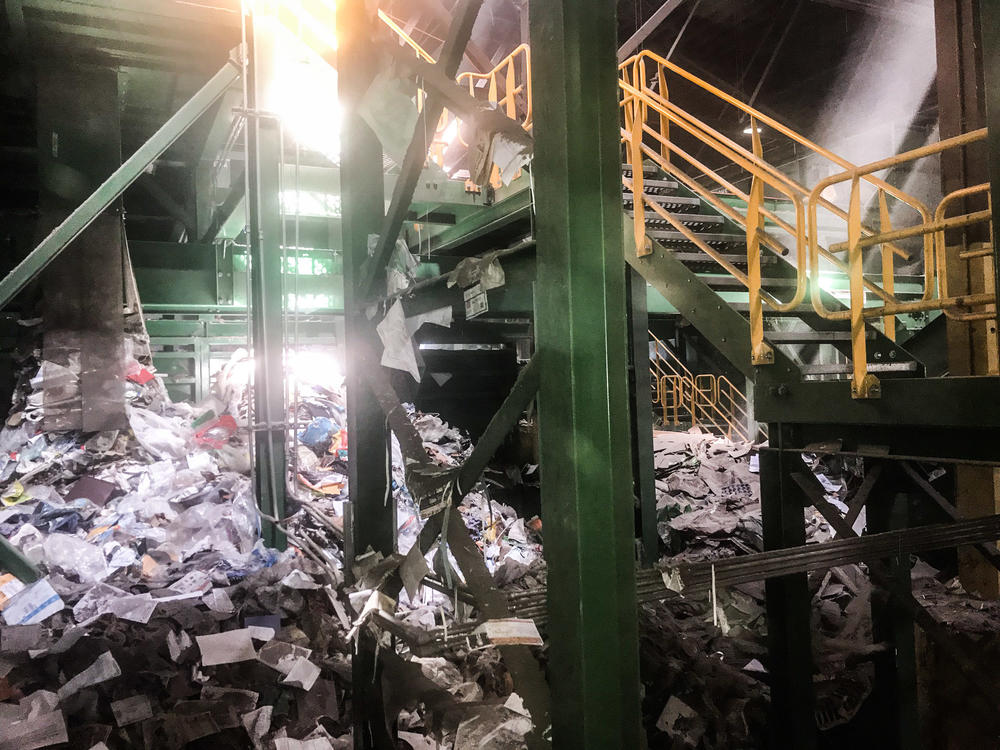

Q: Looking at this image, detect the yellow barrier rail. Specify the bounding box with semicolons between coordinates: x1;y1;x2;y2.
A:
649;331;753;442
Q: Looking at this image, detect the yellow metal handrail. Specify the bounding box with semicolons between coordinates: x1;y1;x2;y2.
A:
649;332;753;441
807;129;994;397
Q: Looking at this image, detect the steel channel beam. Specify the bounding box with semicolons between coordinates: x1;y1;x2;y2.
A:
360;0;483;300
755;375;1000;427
338;5;395;747
246;11;286;551
530;0;642;745
760;428;816;749
0;60;239;309
627;267;659;566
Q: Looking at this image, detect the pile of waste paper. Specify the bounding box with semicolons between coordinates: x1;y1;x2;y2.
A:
0;345;546;748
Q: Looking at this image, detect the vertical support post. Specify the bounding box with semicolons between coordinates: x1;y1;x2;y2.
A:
936;0;1000;598
627;269;658;566
531;0;643;745
878;190;897;341
980;0;1000;334
747;117;773;366
338;3;394;748
761;424;816;750
867;484;921;750
246;6;286;549
848;177;879;399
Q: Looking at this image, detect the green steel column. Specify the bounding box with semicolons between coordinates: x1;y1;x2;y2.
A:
530;0;642;746
981;1;1000;334
761;425;816;749
339;3;394;748
246;8;286;549
628;268;658;566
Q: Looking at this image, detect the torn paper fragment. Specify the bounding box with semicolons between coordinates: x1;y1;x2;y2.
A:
400;542;431;601
258;640;313;675
273;738;335;750
169;570;212;595
167;629;192;661
202;588;235;614
111;695;154;726
0;574;26;610
2;578;63;625
0;709;68;750
196;628;257;666
475;618;542;646
377;299;420;382
280;569;320;590
655;695;703;744
661;568;685;594
463;283;488;319
504;692;531;717
247;625;276;642
281;656;321;691
397;731;437;750
241;705;273;748
58;651;121;700
1;623;42;652
202;685;259;713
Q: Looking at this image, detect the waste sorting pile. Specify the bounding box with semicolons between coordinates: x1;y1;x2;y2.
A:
0;347;544;749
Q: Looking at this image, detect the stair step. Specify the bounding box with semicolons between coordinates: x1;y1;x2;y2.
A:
799;361;918;375
628;178;681;192
671;251;777;266
622;192;699;208
705;276;797;289
648;229;744;244
643;216;725;232
765;330;874;343
622;164;660;176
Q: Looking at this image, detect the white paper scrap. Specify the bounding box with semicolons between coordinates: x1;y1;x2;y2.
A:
475;618;542;646
273;738;335;750
196;628;257;666
377;299;420;382
167;629;192;662
281;657;321;691
279;570;320;590
58;651;121;700
503;692;531;717
169;571;212;595
2;578;64;626
247;625;276;642
111;695;154;726
0;709;68;750
202;588;235;614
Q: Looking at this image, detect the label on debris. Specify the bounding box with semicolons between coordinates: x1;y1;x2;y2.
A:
169;571;212;595
111;695;155;726
463;282;488;319
0;574;26;610
1;578;64;626
475;618;542;646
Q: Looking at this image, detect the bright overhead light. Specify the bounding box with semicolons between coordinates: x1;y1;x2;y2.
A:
743;125;762;135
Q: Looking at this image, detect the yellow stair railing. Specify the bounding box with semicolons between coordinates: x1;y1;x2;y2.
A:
649;331;753;442
619;49;993;398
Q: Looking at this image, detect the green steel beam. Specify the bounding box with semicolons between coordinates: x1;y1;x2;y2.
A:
456;354;540;495
0;534;41;584
339;4;394;748
625;222;801;382
627;267;658;566
0;60;239;309
246;13;286;550
360;0;483;299
754;375;1000;427
530;0;642;745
